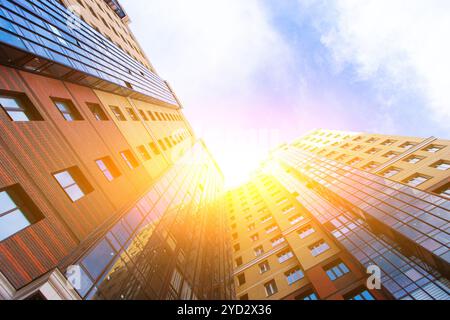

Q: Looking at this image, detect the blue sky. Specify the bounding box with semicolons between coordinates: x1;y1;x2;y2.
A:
121;0;450;186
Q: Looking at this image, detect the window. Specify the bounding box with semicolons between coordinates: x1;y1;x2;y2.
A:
381;167;401;178
138;109;149;121
158;139;167;151
277;249;294;263
126;107;139;121
366;138;378;143
383;151;399;159
250;233;259;242
324;260;350;281
366;148;379;155
0;184;44;241
235;257;243;267
232;232;238;240
110;106;126;121
423;144;445;153
430;160;450;171
95;157;121;181
147;111;156;121
164;137;173;148
137;145;151;161
285;267;304;285
282;205;295;215
289;214;304;225
298;225;315;239
381;139;396;146
400;142;416;150
403;174;430;187
53;167;93;202
309;240;330;257
276;198;288;206
344;287;375;300
265;224;279;234
404;155;424;164
237;274;246;286
433;183;450;198
362;162;379;170
120;150;139;169
149;142;161;155
247;223;255;231
52;98;83;121
295;289;318;300
259;260;270;274
170;268;183;294
87;103;108;121
261;215;272;223
271;235;285;247
254;245;264;256
352;145;363;151
264;280;278;297
348;157;362;166
0;90;43;121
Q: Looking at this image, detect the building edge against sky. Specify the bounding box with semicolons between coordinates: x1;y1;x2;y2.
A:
0;0;234;300
0;0;449;301
227;130;449;300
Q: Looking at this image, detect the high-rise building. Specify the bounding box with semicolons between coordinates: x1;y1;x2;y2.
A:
294;129;450;196
0;0;233;300
1;0;449;302
228;130;449;300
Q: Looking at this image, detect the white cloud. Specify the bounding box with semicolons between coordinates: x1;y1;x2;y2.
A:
121;0;294;186
304;0;450;129
122;0;292;102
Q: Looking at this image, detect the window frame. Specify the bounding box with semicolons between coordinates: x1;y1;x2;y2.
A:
120;150;140;169
51;97;84;121
0;90;43;122
52;167;93;202
0;184;44;241
87;102;109;121
95;156;121;181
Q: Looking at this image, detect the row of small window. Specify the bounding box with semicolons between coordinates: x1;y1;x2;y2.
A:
0;132;187;242
236;265;304;291
228;190;283;217
236;259;353;296
232;213;307;241
240;285;374;300
227;177;280;212
232;208;302;242
359;159;450;175
324;146;446;163
0;90;182;123
230;198;291;225
0;158;131;241
308;142;446;157
233;225;317;256
234;238;329;272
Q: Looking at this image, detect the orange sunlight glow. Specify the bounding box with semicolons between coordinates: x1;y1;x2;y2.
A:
200;127;282;189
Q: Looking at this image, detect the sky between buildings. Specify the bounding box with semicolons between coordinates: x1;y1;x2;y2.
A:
121;0;450;187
